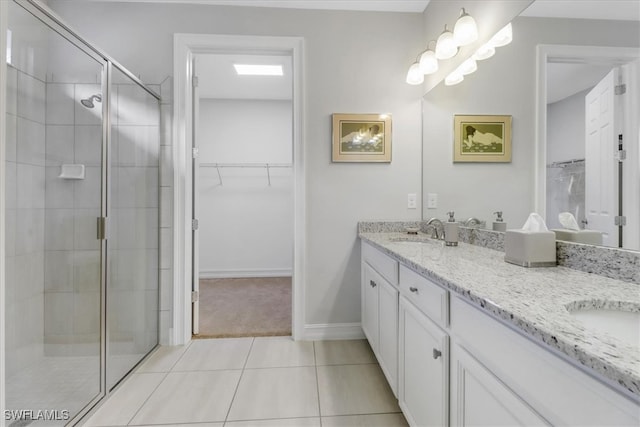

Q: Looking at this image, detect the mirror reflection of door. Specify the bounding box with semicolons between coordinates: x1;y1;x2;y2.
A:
546;58;640;250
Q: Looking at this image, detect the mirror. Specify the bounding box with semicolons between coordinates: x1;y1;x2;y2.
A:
542;48;639;250
421;0;640;252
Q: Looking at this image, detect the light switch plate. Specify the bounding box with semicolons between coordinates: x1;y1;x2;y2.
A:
408;193;417;209
427;193;438;209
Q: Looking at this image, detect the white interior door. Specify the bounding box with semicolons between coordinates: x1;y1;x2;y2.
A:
585;68;621;247
192;57;201;335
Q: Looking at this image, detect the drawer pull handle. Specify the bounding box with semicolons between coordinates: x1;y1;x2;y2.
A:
433;349;442;359
370;280;377;288
409;286;419;293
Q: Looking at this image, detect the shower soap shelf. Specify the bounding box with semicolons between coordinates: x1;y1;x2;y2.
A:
59;164;85;180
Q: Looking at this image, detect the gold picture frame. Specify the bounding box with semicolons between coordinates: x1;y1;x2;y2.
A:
332;113;392;162
453;115;512;163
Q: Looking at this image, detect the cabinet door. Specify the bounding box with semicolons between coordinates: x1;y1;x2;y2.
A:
378;278;399;396
362;262;380;353
399;296;449;427
450;343;550;427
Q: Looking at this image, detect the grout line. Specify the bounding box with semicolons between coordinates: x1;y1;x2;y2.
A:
313;341;323;426
222;337;255;424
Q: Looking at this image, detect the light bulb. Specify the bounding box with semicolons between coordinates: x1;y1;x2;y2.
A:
419;49;438;75
458;58;477;75
406;62;424;85
453;8;478;47
490;22;512;48
435;25;458;60
445;71;464;86
473;43;495;61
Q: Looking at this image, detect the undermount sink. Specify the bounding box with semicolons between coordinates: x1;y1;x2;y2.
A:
566;302;640;349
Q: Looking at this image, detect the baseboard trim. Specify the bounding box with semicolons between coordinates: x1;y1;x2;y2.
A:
302;323;365;341
200;268;293;279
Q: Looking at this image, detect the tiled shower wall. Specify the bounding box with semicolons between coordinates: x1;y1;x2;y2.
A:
5;64;46;374
546;162;586;230
43;79;103;357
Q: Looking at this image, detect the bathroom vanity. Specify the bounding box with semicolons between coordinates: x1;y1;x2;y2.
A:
359;228;639;426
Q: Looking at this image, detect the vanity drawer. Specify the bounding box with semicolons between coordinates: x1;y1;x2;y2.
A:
399;264;448;327
362;242;398;286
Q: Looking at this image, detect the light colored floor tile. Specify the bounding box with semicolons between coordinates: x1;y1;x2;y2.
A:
136;344;190;373
227;367;319;421
83;373;166;426
245;336;315;368
172;337;253;371
321;413;408;427
317;364;400;416
129;370;242;425
225;418;321;427
314;340;376;366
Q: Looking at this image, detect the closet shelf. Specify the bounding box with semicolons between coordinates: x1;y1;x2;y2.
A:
547;158;585;168
199;162;292;186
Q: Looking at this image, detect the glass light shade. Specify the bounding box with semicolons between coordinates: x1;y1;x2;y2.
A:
490;23;513;48
453;9;478;46
419;49;438;75
445;71;464;86
458;58;477;75
406;63;424;85
473;43;495;60
435;26;457;60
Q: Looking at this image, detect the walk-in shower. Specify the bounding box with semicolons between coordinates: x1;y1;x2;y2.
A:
3;0;160;424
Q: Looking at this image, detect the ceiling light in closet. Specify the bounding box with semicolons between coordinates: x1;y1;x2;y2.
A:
234;64;283;76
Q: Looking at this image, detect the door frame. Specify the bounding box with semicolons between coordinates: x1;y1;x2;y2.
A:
172;34;305;345
534;45;640;247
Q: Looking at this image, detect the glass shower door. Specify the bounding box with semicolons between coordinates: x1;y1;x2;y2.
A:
5;1;105;423
107;66;160;389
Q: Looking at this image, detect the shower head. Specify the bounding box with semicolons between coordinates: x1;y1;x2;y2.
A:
81;94;102;109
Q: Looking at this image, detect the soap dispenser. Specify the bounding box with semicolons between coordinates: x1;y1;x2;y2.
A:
493;211;507;231
444;211;459;246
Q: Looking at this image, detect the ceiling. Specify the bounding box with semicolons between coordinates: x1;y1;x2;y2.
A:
521;0;640;21
546;63;613;104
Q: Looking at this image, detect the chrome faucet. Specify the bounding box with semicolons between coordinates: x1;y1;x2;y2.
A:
464;217;481;227
425;218;444;239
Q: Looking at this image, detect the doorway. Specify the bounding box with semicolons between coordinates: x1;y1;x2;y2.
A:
172;34;305;345
192;53;294;337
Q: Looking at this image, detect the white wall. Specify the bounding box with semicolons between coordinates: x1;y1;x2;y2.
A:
422;16;640;229
48;2;425;328
198;99;293;277
547;88;590;164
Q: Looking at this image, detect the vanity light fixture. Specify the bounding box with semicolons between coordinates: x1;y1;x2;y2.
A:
489;23;513;48
473;43;496;61
405;60;424;85
445;70;464;86
419;41;439;75
453;8;478;47
435;25;458;60
458;57;477;75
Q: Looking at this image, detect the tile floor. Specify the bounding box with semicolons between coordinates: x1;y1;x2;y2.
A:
83;338;408;427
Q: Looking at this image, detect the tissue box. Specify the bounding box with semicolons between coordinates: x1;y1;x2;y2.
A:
551;229;603;245
504;230;556;267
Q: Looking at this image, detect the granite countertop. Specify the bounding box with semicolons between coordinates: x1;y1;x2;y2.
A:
359;231;640;399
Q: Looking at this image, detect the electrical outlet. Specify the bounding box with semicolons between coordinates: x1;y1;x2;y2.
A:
407;193;417;209
427;193;438;209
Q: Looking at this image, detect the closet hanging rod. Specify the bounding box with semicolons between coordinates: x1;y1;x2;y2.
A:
199;162;292;168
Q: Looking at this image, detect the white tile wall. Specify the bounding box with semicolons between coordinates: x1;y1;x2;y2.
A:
73;250;101;293
116;208;158;249
116;125;159;167
73;208;101;251
15;208;45;255
74;84;102;125
17;163;45;209
17;116;46;166
44;292;74;335
6;114;17;162
17;72;45;123
117;167;159;208
45;166;75;208
46;83;75;125
45;208;75;251
44;251;75;292
75;125;103;166
6;66;18;115
117;84;159;126
45;125;75;165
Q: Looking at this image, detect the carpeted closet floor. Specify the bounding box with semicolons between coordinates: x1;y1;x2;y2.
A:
196;277;292;338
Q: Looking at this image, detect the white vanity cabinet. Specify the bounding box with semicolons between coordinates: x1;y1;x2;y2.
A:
361;242;399;395
450;296;640;427
398;264;450;427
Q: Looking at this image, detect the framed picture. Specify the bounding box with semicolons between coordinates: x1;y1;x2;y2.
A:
453;115;512;162
332;113;392;162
